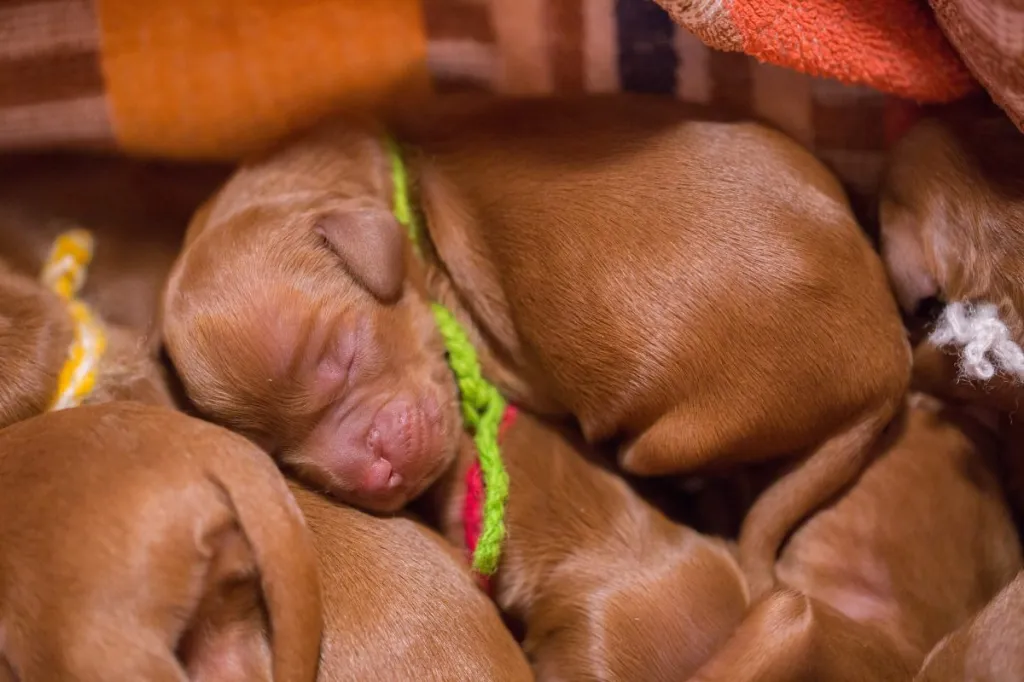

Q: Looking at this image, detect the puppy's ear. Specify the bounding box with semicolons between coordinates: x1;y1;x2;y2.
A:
315;208;406;302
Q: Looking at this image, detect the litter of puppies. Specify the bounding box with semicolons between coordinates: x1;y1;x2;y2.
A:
1;97;1023;681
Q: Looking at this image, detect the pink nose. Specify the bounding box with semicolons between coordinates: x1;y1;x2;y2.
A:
360;455;400;492
366;396;441;486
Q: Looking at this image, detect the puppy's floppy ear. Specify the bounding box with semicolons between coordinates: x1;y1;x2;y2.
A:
315;208;406;302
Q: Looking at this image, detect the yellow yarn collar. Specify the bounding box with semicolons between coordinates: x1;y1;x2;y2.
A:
40;229;107;410
384;135;510;576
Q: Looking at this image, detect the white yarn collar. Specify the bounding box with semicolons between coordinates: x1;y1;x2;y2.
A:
930;301;1024;382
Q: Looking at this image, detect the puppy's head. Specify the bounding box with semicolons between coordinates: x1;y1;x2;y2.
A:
163;126;460;512
0;264;73;428
879;105;1024;338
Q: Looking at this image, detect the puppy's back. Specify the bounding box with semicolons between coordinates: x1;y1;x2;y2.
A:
292;485;531;682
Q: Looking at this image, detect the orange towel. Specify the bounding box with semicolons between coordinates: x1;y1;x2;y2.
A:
96;0;430;159
656;0;978;102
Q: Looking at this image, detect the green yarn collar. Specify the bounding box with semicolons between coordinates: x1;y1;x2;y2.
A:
384;135;509;576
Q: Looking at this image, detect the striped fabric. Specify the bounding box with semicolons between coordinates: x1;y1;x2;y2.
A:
0;0;950;199
423;0;925;202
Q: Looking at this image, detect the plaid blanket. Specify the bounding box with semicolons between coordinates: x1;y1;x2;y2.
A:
0;0;975;201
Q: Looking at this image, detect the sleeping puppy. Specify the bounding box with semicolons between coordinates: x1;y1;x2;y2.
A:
0;262;173;429
292;484;531;681
0;401;321;682
426;409;750;680
880;102;1024;406
916;571;1024;681
775;393;1021;671
161;96;910;595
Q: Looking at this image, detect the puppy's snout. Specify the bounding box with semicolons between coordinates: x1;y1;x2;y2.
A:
369;395;443;482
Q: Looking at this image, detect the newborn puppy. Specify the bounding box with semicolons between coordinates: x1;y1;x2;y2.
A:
880;102;1024;323
292;484;531;681
0;263;173;429
689;589;915;682
880;103;1024;400
916;572;1024;682
0;401;321;682
162;96;910;594
775;393;1022;671
427;410;750;680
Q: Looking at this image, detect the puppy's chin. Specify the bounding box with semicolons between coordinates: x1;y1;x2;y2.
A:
295;443;458;513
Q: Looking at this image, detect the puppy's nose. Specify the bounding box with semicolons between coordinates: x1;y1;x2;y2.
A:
368;396;436;481
359;450;401;492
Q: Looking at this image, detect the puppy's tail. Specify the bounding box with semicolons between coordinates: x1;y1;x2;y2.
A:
738;401;898;599
207;445;323;682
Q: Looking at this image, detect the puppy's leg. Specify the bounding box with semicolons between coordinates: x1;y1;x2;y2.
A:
619;403;896;599
691;589;912;682
618;408;742;476
738;403;897;599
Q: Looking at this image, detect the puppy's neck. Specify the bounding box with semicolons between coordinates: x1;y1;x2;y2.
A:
402;162;544;409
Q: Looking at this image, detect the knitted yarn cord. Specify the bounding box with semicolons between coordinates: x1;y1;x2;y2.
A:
930;301;1024;382
40;229;107;410
384;135;509;575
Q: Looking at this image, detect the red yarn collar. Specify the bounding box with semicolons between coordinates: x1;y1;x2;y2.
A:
463;404;518;594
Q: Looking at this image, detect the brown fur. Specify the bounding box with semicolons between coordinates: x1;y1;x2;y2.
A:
291;484;530;682
0;402;321;682
880;101;1024;364
689;589;916;681
916;572;1024;682
426;411;749;680
162;96;910;596
777;393;1022;670
0;263;174;429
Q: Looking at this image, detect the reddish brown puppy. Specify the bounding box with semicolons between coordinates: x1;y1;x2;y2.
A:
427;410;750;680
292;484;531;682
0;402;321;682
162;96;910;594
880;103;1024;410
880;103;1024;329
774;393;1021;672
